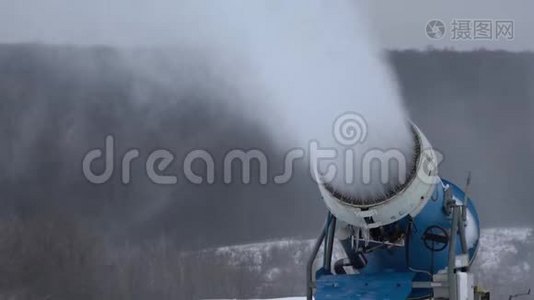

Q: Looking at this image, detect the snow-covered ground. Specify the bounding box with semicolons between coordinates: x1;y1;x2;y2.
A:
200;227;534;300
477;228;532;276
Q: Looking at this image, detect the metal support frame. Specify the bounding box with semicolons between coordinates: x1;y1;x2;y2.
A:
307;213;336;300
448;205;459;300
447;203;470;300
307;202;470;300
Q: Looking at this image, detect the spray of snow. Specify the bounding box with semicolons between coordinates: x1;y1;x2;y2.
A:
10;0;415;200
156;0;416;200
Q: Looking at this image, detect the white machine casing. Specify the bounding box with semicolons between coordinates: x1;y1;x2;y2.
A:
317;125;439;229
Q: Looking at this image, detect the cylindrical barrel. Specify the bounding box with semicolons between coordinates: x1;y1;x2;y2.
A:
316;124;439;229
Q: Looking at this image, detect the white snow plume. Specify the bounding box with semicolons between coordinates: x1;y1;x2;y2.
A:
10;0;415;199
222;1;416;200
157;1;415;200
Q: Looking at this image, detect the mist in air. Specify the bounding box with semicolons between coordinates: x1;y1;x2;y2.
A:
122;0;416;200
4;0;416;200
1;1;534;299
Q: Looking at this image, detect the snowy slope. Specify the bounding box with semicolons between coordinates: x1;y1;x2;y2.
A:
199;227;534;300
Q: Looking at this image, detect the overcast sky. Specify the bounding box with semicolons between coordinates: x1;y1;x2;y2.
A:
1;0;532;51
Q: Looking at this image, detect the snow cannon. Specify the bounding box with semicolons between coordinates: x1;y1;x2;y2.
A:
307;124;487;300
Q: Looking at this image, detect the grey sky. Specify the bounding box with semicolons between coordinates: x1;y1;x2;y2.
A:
366;0;534;51
0;0;532;50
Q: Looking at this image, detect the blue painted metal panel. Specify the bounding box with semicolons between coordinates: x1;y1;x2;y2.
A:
315;272;415;300
316;178;481;299
356;179;480;299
